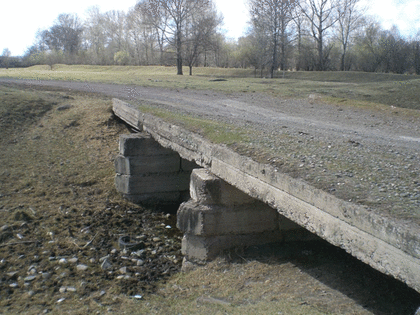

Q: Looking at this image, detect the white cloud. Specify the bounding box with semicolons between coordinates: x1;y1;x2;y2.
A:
214;0;249;39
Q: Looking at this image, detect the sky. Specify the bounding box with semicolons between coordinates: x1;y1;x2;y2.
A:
1;0;419;57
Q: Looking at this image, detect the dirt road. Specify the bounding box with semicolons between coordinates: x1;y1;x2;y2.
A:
1;78;419;149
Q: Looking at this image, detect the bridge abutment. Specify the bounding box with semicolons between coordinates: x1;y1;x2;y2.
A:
115;132;196;206
177;169;316;263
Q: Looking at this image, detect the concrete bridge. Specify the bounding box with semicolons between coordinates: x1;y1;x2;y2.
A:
113;98;420;295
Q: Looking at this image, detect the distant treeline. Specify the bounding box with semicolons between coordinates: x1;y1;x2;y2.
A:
3;0;420;76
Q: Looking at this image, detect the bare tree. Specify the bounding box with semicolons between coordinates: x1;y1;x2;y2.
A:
41;14;84;59
84;7;109;64
249;0;296;78
1;48;11;69
183;4;222;75
298;0;341;70
414;40;420;75
137;0;213;75
335;0;364;70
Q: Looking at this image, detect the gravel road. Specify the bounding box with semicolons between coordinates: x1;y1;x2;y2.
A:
1;78;419;225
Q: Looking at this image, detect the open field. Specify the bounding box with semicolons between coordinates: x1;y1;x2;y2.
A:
1;84;420;314
1;65;419;110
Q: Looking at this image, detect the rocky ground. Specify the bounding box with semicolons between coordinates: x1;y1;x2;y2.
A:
0;85;184;313
1;82;420;314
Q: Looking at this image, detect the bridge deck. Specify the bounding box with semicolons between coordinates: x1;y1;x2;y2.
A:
113;98;420;294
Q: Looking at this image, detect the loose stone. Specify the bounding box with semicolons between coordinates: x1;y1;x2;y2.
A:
42;272;51;280
101;259;112;270
24;275;37;282
7;271;18;277
76;264;88;271
119;267;127;274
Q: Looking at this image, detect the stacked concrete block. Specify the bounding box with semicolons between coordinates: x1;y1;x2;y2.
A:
177;169;314;262
115;132;197;206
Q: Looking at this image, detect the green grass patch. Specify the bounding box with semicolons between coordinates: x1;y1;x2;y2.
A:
136;103;249;145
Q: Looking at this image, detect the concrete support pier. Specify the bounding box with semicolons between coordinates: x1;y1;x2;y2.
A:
115;132;196;206
177;169;316;262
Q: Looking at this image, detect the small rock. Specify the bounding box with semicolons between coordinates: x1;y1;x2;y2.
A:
41;272;51;280
101;258;112;270
67;286;76;292
99;255;110;262
59;286;67;293
28;290;35;297
136;235;147;241
9;283;18;288
119;267;127;274
1;225;10;232
57;298;66;303
132;250;145;258
24;275;37;282
136;259;144;266
111;249;118;255
7;271;18;277
152;237;161;242
76;264;88;271
68;258;78;264
59;258;67;264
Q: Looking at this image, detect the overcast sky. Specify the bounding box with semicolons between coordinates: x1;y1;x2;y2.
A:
1;0;419;56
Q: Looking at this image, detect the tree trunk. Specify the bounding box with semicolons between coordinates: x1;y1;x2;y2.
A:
318;32;324;71
176;26;183;75
415;42;420;75
340;53;345;71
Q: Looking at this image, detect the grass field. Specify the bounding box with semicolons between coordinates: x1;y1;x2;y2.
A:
1;65;419;110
